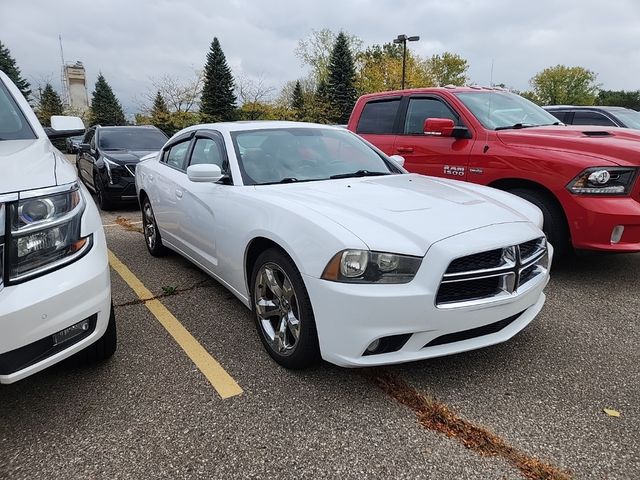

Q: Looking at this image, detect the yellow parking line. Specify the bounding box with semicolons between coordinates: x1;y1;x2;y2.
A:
107;249;243;399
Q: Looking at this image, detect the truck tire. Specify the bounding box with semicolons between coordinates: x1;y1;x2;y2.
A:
508;188;570;256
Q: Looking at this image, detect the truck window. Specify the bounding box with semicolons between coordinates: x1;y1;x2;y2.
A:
356;99;400;134
404;97;459;134
572;111;616;127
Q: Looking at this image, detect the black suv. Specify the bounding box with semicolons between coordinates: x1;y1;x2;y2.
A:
544;105;640;130
77;125;168;209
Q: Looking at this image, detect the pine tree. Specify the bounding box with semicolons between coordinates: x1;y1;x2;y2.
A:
0;40;31;100
326;32;357;124
291;80;304;119
89;74;126;126
36;83;64;126
200;37;237;122
150;91;173;135
151;91;169;118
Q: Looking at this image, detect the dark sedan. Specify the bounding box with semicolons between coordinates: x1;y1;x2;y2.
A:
77;125;168;209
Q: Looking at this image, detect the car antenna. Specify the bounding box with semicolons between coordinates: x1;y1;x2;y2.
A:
484;59;494;153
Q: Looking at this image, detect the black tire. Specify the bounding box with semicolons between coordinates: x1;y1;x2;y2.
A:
72;304;117;365
508;188;570;255
94;173;115;211
250;248;320;369
141;196;169;257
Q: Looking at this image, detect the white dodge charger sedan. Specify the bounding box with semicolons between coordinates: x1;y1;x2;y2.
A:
135;121;551;369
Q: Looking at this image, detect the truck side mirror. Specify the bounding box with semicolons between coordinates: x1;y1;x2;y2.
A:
423;118;470;139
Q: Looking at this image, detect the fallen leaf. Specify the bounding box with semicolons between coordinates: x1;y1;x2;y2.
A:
603;408;620;417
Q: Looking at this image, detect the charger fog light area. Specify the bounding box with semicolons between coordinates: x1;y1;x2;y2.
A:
611;225;624;244
366;339;381;353
53;319;91;346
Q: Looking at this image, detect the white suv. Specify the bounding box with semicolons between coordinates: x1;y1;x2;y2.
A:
0;70;116;384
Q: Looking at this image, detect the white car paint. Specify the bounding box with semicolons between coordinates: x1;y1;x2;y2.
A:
0;70;112;383
136;121;551;367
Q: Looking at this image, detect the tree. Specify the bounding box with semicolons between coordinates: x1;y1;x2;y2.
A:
427;52;469;87
356;43;434;94
149;90;174;135
528;65;599;105
327;32;357;124
201;37;237;121
144;71;203;113
0;40;31;100
151;90;169;118
89;74;126;126
36;83;64;126
295;28;362;84
596;90;640;110
308;79;334;123
236;73;275;120
291;80;304;118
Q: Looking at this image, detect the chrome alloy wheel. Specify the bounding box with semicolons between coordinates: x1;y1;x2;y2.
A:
254;262;301;355
143;201;157;250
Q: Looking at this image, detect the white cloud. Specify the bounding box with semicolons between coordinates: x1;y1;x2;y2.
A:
3;0;640;113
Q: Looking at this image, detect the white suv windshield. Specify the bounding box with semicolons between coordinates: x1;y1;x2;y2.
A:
455;91;560;130
231;128;397;185
0;80;36;141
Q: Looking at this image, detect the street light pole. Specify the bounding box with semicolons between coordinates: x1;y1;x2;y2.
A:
393;34;420;90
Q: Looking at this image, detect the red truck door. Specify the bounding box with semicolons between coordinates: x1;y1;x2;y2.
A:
394;95;475;180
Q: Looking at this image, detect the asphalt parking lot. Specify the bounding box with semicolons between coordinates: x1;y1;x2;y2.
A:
1;191;639;479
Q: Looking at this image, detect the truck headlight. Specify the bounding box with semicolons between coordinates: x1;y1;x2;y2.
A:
322;250;422;284
6;183;92;283
567;167;637;195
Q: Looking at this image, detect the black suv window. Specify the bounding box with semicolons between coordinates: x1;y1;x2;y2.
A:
547;111;568;123
356;99;400;134
404;97;459;134
572;111;616;127
98;128;168;150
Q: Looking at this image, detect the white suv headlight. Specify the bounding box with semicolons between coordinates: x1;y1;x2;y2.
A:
322;249;422;284
5;182;91;283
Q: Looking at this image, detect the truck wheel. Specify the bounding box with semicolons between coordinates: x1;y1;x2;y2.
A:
72;304;117;365
508;188;570;256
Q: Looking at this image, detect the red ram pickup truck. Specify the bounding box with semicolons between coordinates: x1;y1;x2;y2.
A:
347;87;640;254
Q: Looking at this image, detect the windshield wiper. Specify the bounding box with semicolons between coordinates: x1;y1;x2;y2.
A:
259;177;307;185
494;123;542;131
329;170;391;179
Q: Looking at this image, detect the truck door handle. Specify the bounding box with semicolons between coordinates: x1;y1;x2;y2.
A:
175;189;183;199
396;146;414;153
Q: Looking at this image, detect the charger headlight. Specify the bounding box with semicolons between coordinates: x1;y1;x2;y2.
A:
322;250;421;284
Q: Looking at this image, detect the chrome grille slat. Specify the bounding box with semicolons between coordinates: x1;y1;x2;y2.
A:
124;164;137;176
436;237;548;308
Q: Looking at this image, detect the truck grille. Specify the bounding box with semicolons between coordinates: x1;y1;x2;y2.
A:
436;237;548;308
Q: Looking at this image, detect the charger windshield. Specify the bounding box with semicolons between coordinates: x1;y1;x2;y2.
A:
232;127;398;185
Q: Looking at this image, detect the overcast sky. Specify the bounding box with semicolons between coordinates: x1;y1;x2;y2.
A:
2;0;639;115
